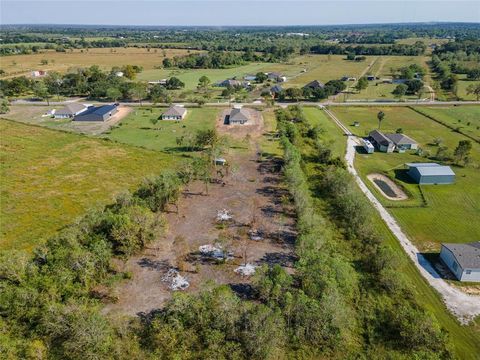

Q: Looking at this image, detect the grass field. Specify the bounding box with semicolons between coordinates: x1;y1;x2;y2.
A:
331;106;480;251
105;106;220;152
0;119;173;251
412;106;480;142
301;106;480;358
0;47;199;78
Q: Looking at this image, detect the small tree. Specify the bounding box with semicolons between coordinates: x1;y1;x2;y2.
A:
32;81;51;105
106;87;122;102
377;111;385;129
355;77;368;93
392;83;407;100
466;83;480;101
197;76;211;91
255;72;268;83
453;140;472;165
432;137;443;146
0;98;9;114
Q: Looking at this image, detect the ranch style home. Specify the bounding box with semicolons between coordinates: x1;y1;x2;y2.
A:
440;242;480;282
228;107;252;125
54;103;88;119
161;105;187;120
406;163;455;184
303;80;325;90
368;130;418;153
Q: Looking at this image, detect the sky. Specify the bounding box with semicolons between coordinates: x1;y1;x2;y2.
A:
1;0;479;26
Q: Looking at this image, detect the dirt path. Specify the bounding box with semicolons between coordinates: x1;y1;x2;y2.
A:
103;144;296;317
322;106;480;324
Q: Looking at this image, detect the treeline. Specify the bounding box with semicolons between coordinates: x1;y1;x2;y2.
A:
309;41;427;56
0;65;186;102
264;80;346;102
274;106;453;358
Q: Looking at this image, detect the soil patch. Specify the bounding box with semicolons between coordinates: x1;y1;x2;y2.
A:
217;108;264;139
367;173;408;200
103;145;296;317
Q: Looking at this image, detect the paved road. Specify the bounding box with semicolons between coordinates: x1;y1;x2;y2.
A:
322;106;480;324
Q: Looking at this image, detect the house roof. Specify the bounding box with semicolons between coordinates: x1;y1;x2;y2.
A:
442;242;480;269
369;130;393;146
229;108;251;122
75;104;117;118
407;163;455;176
56;103;87;115
385;133;417;145
303;80;325;89
163;105;187;117
270;85;283;93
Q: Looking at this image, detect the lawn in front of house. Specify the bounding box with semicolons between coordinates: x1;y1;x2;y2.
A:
105;106;220;153
331;106;480;251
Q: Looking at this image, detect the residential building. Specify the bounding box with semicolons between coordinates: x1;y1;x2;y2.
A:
440;242;480;282
54;103;88;119
161;105;187;120
385;133;418;152
74;104;118;122
228;107;252;125
266;72;286;83
303;80;325;90
369;130;395;153
406;163;455;184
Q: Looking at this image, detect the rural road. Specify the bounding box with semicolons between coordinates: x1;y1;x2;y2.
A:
322;106;480;324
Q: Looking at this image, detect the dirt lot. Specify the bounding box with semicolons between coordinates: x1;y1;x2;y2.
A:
103;143;296;317
217;108;264;139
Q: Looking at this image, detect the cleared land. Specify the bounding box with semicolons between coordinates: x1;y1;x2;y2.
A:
303;106;480;359
0;47;199;78
0;119;172;251
331;106;480;251
105;107;220;152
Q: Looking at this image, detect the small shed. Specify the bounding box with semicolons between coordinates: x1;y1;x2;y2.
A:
406;163;455;184
161;105;187;120
74;104;118;122
440;242;480;282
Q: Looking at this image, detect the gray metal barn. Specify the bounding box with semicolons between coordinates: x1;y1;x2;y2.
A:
74;104;118;122
406;163;455;184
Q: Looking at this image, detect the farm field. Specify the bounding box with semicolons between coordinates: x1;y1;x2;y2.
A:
105;106;220;153
0;119;173;251
301;106;480;358
412;105;480;142
0;47;199;78
331;106;480;251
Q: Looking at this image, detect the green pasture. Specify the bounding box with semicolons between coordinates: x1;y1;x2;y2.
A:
0;119;173;251
105;106;220;152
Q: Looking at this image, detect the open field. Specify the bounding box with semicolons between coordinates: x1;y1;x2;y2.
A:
0;47;199;78
331;106;480;251
412;105;480;142
105;106;220;152
0;119;173;251
301;106;480;358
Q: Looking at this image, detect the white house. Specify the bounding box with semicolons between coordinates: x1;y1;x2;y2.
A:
440;242;480;282
54;103;88;119
161;105;187;120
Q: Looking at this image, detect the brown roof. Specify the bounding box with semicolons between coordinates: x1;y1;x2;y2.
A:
385;133;417;145
56;103;87;115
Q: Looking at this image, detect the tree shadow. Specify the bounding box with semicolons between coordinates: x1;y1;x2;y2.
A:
257;252;298;267
137;258;171;271
229;283;257;300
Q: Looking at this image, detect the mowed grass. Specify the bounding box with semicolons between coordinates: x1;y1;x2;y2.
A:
0;119;173;251
331;106;480;251
105;107;219;152
0;47;199;78
304;106;480;358
413;106;480;142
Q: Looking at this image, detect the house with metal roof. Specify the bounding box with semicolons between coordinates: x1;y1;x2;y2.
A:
406;163;455;184
369;130;395;153
228;107;252;125
54;103;88;119
73;104;118;122
385;133;418;152
440;242;480;282
161;105;187;120
270;85;283;95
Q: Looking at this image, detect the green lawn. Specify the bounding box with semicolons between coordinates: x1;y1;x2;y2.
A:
331;106;480;251
105;107;220;153
303;106;480;359
0;119;173;251
412;106;480;142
